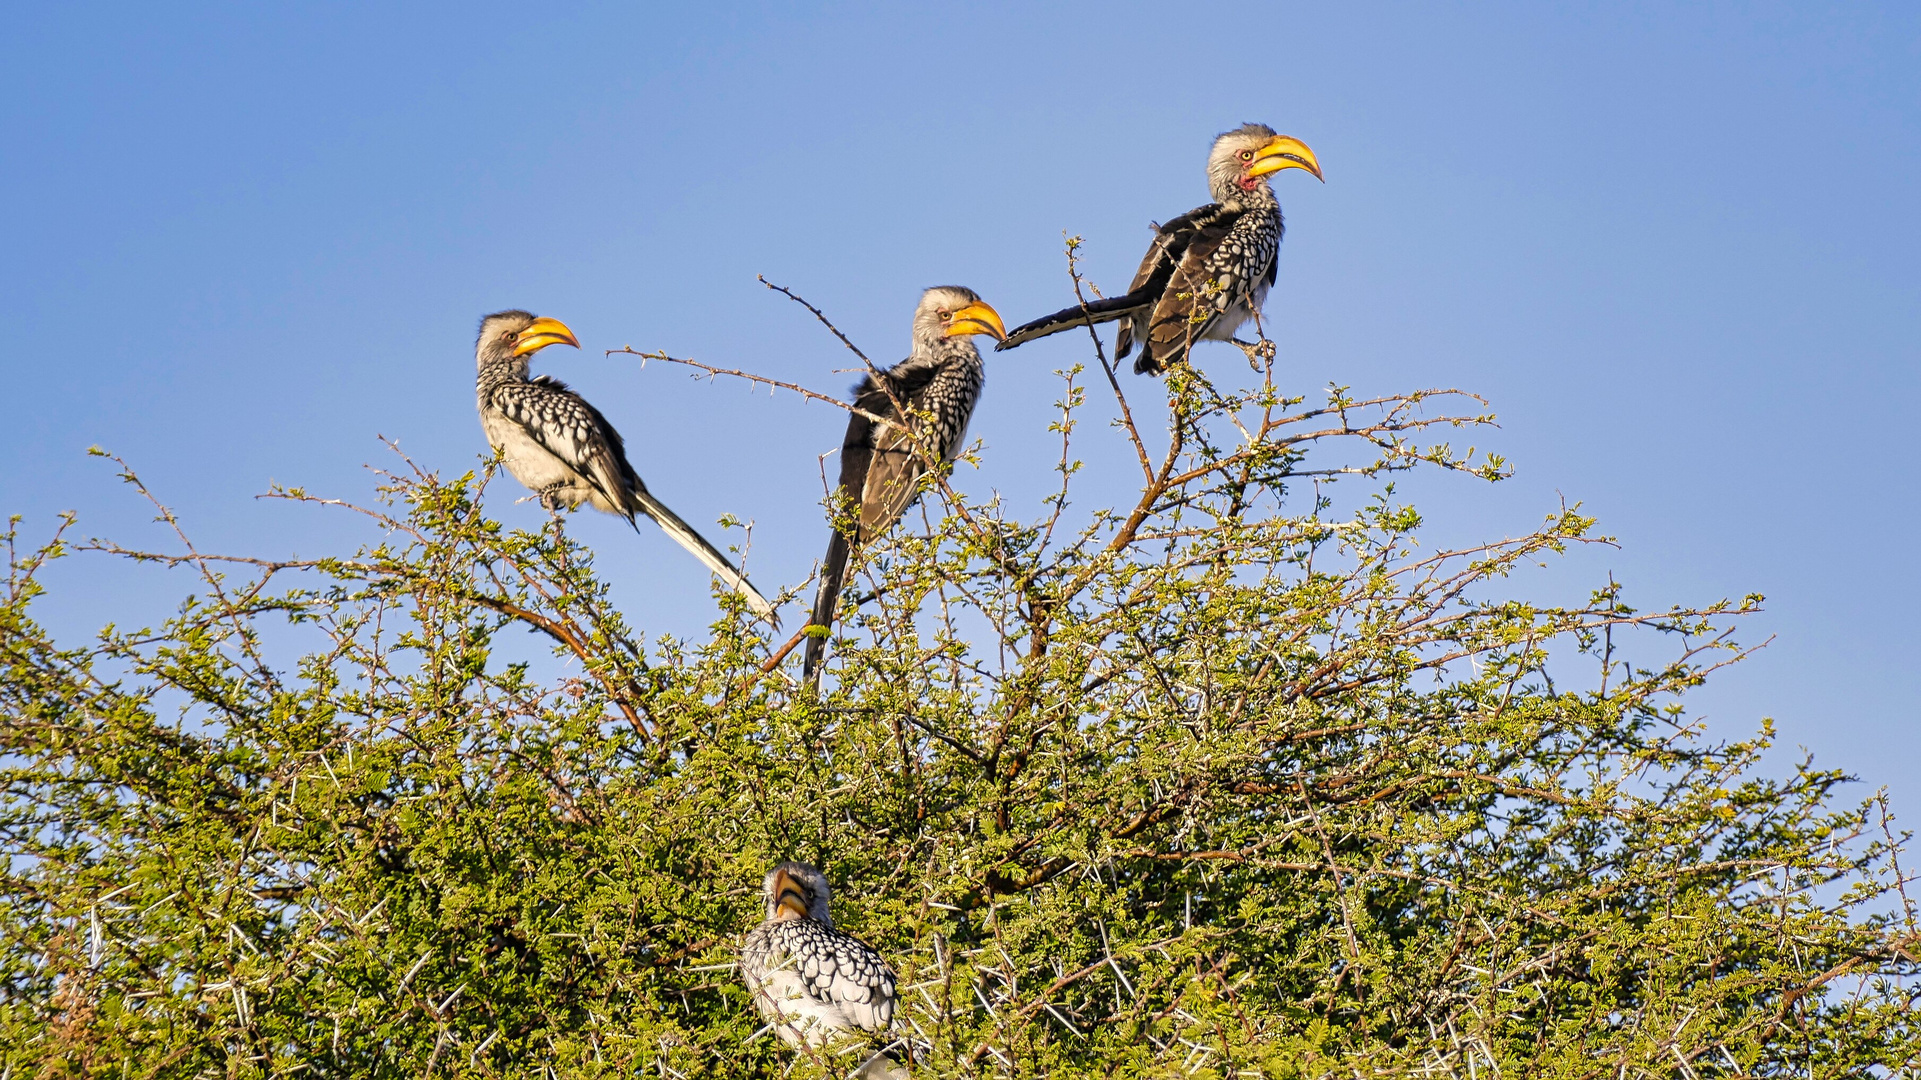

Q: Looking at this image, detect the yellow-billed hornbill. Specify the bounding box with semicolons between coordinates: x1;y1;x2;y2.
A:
474;310;775;619
740;862;904;1079
802;287;1006;683
998;123;1322;374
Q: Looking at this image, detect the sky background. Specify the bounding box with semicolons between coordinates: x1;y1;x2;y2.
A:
4;3;1917;819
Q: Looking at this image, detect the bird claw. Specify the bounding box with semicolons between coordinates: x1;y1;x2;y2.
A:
1232;337;1277;369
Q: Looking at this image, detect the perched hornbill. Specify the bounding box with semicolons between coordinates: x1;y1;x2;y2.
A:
998;123;1322;374
802;287;1007;683
740;862;904;1079
473;309;775;619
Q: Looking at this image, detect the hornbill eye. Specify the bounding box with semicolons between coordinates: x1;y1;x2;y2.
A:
938;310;951;320
1239;149;1254;161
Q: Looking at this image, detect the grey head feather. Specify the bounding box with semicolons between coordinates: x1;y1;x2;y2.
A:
765;861;836;925
475;309;539;368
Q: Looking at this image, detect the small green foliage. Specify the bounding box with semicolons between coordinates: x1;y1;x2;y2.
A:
2;322;1916;1078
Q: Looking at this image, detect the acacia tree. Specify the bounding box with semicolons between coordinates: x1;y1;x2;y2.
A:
2;270;1916;1078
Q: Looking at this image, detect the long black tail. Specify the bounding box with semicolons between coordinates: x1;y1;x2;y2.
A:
630;488;777;621
801;527;852;684
995;291;1152;351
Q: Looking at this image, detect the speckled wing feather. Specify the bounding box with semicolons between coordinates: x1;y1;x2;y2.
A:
489;376;773;617
1112;202;1237;363
741;918;899;1035
852;369;943;540
1132;209;1259;374
994;203;1248;368
489;376;642;516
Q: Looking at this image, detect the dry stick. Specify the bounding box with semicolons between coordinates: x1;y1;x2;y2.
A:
1156;407;1497;493
1297;778;1364;971
752;275;956;510
1084;310;1203;570
1062;239;1153;482
98;454;284;687
455;591;650;736
962;954;1119;1068
608;345;931;666
605;348;902;432
759;626;809;672
759;275;873;365
1039;364;1081;550
76;543;330;574
1877;794;1921;954
754;275;936;455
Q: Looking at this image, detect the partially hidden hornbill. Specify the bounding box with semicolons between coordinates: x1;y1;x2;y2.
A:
802;287;1007;683
740;862;904;1079
474;310;776;619
997;123;1322;375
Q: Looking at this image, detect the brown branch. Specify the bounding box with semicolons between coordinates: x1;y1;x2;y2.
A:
759;275;873;366
1062;236;1152;482
458;591;649;737
605;348;902;432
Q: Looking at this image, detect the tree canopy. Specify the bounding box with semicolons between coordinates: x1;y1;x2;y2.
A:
3;279;1916;1077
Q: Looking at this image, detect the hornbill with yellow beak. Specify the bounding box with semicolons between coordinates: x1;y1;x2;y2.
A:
997;123;1322;374
474;310;775;618
740;862;904;1079
802;287;1006;683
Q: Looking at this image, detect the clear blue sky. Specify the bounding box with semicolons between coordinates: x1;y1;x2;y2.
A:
5;4;1916;819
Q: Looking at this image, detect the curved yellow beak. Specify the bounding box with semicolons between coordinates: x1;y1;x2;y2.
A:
944;301;1008;344
1248;135;1323;182
511;316;581;357
772;868;808;921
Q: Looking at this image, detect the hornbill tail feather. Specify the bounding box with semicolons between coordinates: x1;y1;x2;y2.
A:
996;291;1153;351
802;528;852;684
630;489;777;621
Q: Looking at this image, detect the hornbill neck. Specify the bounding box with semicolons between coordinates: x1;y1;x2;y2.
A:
906;333;984;372
476;350;531;394
1213;176;1281;212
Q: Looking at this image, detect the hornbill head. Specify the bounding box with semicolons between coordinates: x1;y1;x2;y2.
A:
764;861;834;925
913;286;1007;348
1208;123;1323;202
475;310;581;368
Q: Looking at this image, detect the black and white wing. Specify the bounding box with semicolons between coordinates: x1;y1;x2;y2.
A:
488;376;643;516
848;364;949;541
796;921;899;1032
1131;206;1269;374
491;377;774;617
1113;202;1241;360
742;919;899;1034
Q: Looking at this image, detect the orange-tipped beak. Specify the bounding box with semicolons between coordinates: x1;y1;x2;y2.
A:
943;301;1007;343
511;316;581;357
1247;135;1323;182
